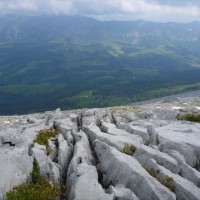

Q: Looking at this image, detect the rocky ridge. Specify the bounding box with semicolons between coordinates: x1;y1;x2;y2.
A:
1;96;200;199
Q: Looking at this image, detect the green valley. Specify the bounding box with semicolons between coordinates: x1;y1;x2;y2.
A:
0;15;200;114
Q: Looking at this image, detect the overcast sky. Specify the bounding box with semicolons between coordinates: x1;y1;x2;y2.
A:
0;0;200;22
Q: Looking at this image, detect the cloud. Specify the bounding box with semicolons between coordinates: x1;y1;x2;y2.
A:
0;0;75;15
0;0;200;22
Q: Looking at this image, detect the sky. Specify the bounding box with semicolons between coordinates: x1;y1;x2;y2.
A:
0;0;200;22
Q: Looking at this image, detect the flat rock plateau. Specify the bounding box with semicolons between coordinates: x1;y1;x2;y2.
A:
1;94;200;200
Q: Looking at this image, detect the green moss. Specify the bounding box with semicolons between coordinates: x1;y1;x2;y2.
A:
34;128;59;148
177;113;200;123
145;168;175;192
121;144;136;155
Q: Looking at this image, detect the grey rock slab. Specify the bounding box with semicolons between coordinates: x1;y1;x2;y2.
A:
106;126;143;144
62;131;74;146
138;157;200;200
164;150;186;165
56;119;78;133
21;123;48;147
48;140;57;162
54;108;62;116
122;113;136;122
147;125;158;145
67;130;95;178
31;143;61;182
48;161;61;183
85;124;142;151
134;145;180;174
117;122;149;143
163;97;182;104
129;120;154;128
58;134;73;183
69;113;79;124
0;128;23;146
94;140;176;200
107;184;139;200
180;164;200;187
67;130;112;200
136;111;155;119
100;121;116;133
67;163;113;200
30;143;48;176
82;115;97;127
0;147;33;197
162;149;200;186
157;123;200;168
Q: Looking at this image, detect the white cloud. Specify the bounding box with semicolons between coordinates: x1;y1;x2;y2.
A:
0;0;200;22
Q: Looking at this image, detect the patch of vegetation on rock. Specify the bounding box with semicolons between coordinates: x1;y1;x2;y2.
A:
5;158;63;200
145;168;175;192
31;157;40;184
121;144;136;155
34;128;59;152
163;176;176;193
6;178;61;200
177;113;200;123
116;106;141;114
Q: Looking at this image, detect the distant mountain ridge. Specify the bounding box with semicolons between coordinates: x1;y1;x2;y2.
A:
0;15;200;43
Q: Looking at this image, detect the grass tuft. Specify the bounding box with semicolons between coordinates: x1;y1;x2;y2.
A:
121;144;136;155
145;168;175;192
34;128;59;149
31;157;40;184
177;113;200;123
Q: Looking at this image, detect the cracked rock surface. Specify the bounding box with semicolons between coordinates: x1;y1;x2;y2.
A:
1;95;200;199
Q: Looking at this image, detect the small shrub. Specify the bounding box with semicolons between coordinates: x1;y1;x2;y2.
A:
145;168;175;192
121;144;136;155
34;128;59;148
31;157;40;184
177;113;200;123
6;178;61;200
163;176;176;192
5;158;64;200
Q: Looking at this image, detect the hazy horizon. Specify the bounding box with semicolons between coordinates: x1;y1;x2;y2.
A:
1;13;200;24
0;0;200;23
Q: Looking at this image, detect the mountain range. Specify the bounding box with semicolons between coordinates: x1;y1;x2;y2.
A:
0;15;200;115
